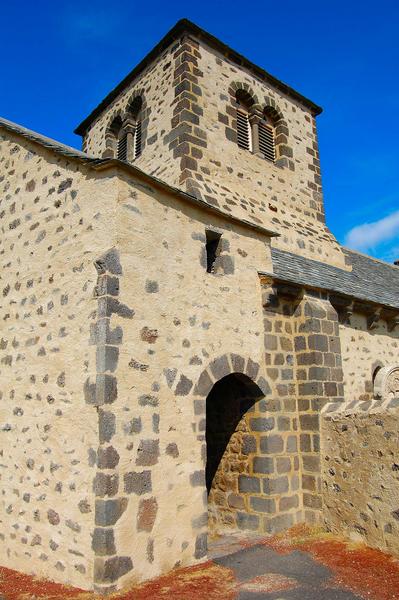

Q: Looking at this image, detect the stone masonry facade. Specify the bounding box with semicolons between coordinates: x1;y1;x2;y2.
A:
1;18;399;595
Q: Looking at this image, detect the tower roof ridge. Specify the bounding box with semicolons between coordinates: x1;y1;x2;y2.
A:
74;18;322;136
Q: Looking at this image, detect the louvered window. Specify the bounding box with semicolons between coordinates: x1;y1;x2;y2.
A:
236;110;252;151
258;121;275;162
117;134;128;161
134;120;142;159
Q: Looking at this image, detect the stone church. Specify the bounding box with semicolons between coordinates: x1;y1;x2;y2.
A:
1;18;398;596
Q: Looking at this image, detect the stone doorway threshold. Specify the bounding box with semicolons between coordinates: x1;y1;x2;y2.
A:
208;530;267;559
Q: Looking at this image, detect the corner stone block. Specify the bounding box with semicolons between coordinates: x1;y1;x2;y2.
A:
262;476;289;495
98;410;116;443
265;512;294;534
84;378;97;405
96;346;119;374
190;470;205;487
97;446;120;469
92;528;116;556
94;556;133;584
94;275;120;298
299;414;319;431
93;473;119;498
96;374;117;405
94;248;123;276
98;297;134;319
308;334;329;353
95;319;123;346
194;532;207;559
95;498;128;526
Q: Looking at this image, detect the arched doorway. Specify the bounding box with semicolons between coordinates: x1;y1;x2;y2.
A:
206;373;265;533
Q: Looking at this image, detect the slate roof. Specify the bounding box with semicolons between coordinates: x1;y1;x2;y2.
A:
75;19;322;136
264;247;399;310
0;117;93;162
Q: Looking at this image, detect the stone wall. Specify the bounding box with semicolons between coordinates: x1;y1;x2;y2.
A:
1;122;282;593
77;172;274;592
193;42;345;267
340;313;399;403
3;104;399;596
258;283;345;530
322;409;399;557
0;130;117;590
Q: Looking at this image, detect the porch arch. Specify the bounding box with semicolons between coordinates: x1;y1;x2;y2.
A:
193;353;270;400
206;372;266;533
190;354;273;535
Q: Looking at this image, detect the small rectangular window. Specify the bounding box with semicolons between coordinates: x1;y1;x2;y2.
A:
206;230;222;273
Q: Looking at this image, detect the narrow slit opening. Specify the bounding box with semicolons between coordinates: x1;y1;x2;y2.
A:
206;230;222;273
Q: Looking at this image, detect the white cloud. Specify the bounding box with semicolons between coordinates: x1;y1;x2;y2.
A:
345;208;399;252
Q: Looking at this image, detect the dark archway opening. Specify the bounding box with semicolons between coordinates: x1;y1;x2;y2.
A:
206;372;264;532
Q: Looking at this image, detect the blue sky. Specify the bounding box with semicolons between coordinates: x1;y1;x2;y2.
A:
1;0;398;263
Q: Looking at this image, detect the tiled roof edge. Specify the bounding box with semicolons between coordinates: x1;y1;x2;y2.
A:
0;116;93;162
260;247;399;310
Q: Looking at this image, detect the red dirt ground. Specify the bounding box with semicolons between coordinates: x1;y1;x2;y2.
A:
263;524;399;600
1;526;399;599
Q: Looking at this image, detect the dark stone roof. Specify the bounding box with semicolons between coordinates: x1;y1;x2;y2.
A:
0;116;94;162
75;19;322;136
264;247;399;310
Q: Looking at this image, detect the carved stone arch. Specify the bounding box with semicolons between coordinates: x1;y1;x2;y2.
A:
374;364;399;401
228;81;259;106
103;109;125;158
193;352;270;399
262;97;293;168
124;88;150;154
125;88;146;119
106;108;125;133
189;353;278;541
